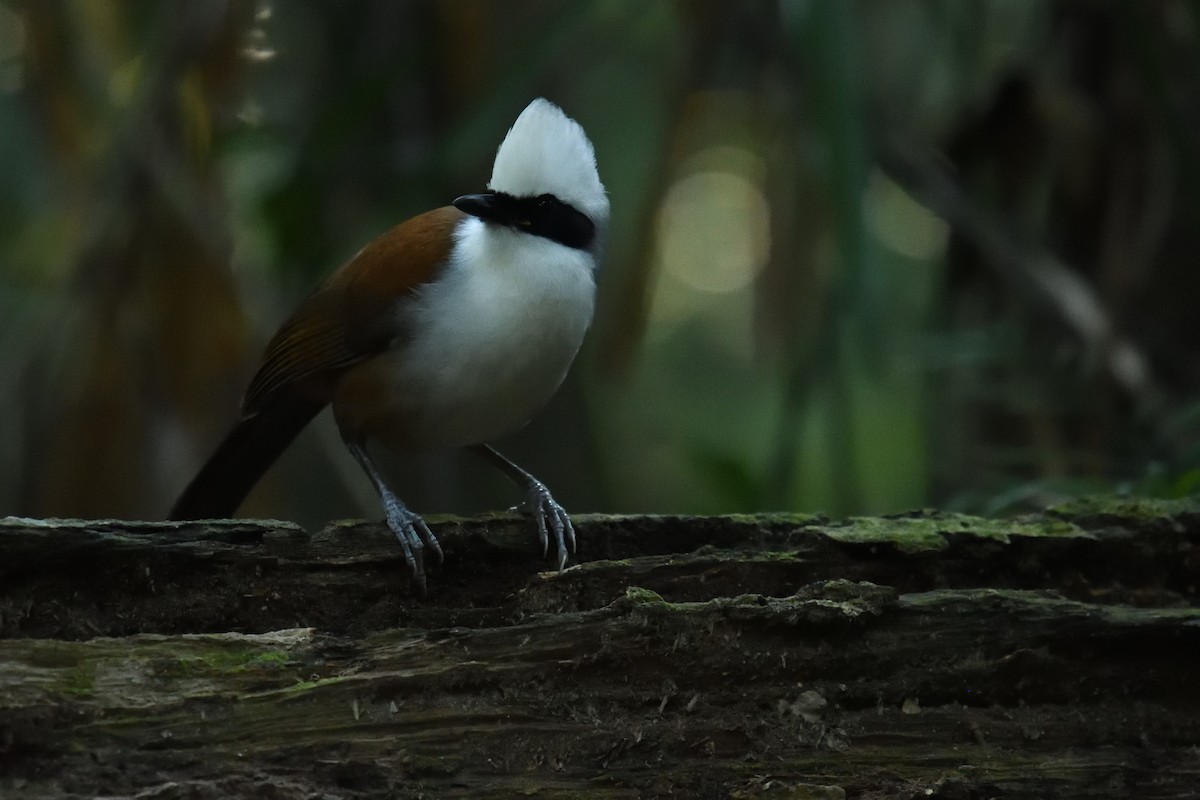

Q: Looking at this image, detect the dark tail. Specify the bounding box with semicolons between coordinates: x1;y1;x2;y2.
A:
169;393;325;519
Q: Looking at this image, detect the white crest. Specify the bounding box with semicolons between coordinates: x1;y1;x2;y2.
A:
488;98;609;227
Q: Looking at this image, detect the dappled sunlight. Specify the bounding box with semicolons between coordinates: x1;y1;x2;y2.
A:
864;169;949;262
647;145;771;367
658;169;768;294
656;149;770;298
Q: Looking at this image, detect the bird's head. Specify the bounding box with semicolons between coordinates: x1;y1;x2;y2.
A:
454;98;608;253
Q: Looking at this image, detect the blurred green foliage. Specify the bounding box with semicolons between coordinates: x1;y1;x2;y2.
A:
1;0;1198;525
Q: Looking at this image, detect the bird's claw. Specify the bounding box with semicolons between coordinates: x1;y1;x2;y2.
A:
521;479;576;571
382;494;443;593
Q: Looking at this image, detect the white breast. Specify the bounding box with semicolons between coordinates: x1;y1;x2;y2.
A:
379;217;596;449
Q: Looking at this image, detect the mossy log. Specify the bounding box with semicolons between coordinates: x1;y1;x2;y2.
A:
2;498;1198;798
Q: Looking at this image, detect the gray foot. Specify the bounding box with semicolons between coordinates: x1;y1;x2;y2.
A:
521;478;576;571
382;492;443;593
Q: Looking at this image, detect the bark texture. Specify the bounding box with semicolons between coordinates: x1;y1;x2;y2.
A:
1;498;1198;798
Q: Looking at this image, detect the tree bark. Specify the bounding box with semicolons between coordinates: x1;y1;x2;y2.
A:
2;498;1198;798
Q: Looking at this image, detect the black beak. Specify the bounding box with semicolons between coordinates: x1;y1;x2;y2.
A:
454;192;513;225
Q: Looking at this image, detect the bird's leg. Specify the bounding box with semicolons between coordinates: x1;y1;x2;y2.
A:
345;439;443;592
471;444;575;570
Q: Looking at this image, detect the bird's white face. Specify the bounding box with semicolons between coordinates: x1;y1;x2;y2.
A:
487;98;610;234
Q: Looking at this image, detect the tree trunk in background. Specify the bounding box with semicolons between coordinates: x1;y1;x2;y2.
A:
2;498;1198;798
20;2;256;519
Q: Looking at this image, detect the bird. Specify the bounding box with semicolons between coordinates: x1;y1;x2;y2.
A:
170;98;608;591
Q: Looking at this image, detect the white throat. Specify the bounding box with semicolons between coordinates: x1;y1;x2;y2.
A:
380;216;597;448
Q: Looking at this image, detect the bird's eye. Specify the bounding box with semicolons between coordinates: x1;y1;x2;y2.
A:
537;195;553;208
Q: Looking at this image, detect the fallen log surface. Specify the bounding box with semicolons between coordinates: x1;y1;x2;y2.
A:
1;497;1198;799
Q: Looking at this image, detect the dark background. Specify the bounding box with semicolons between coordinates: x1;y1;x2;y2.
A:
1;0;1198;528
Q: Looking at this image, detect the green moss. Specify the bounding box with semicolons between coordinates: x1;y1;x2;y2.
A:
746;549;806;563
827;516;950;552
623;586;666;605
234;650;293;671
274;675;352;696
159;648;294;679
1049;494;1200;521
823;513;1087;553
720;512;827;527
60;661;96;697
